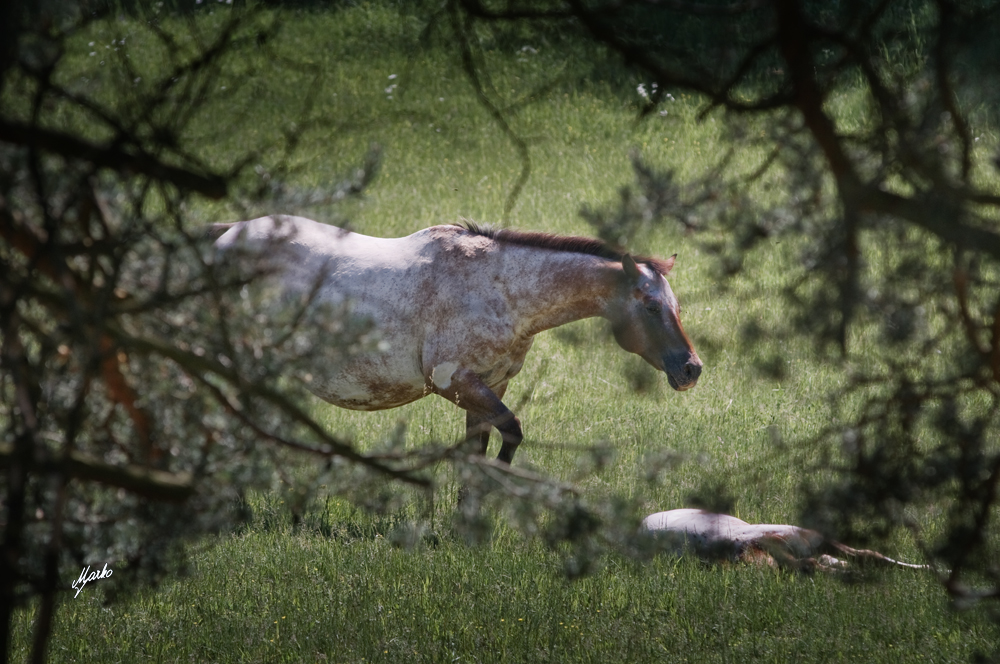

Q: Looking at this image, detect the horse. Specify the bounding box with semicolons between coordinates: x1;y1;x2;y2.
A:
211;216;702;464
642;509;929;572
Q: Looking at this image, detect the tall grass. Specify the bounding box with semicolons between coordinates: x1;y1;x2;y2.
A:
18;511;994;663
10;3;1000;662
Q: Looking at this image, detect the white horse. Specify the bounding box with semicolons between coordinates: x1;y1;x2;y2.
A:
212;216;702;463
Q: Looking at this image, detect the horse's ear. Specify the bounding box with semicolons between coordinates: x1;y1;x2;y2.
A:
663;254;677;274
622;254;642;283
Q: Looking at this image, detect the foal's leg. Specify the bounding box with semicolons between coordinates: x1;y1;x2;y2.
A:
437;370;521;464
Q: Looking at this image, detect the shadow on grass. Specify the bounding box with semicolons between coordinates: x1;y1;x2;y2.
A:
235;491;422;543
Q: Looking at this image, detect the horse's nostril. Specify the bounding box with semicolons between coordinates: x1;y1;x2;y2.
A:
684;362;702;380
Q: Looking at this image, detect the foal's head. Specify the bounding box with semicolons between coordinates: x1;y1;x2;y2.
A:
609;255;702;391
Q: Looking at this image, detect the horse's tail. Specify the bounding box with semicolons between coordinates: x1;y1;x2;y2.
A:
204;222;238;240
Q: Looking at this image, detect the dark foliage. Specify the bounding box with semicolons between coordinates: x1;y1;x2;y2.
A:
0;3;425;662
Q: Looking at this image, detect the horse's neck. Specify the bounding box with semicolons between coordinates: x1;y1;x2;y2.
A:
503;251;620;336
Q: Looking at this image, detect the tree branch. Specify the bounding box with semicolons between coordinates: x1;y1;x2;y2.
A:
110;327;431;487
449;0;530;223
0;444;194;503
0;121;227;199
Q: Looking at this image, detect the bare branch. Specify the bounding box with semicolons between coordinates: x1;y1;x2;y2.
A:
449;0;531;223
0;444;194;503
933;0;972;182
110;327;430;487
0;121;226;198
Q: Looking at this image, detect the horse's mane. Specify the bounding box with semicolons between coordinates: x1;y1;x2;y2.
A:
458;221;674;276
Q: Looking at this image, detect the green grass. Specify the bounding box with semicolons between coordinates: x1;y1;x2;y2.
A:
18;516;995;663
9;3;1000;662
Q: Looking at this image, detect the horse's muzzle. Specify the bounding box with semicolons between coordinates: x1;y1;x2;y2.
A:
665;358;702;391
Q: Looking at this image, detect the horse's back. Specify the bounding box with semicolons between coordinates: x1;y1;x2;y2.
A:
215;216;466;296
212;217;502;409
215;214;433;264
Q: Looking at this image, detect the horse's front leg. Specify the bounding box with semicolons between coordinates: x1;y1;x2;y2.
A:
464;382;509;457
464;411;491;456
435;369;521;464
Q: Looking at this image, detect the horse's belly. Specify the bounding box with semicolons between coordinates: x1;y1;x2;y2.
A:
308;362;427;411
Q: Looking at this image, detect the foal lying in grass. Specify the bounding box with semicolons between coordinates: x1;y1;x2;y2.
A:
643;509;929;573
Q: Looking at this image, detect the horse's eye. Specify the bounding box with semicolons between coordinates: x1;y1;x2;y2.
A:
645;302;661;314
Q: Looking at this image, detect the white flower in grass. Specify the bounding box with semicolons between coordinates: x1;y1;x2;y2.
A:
637;82;660;101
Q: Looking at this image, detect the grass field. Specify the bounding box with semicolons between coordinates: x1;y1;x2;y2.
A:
9;3;1000;662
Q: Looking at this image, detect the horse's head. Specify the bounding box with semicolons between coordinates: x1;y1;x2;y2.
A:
610;254;702;391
